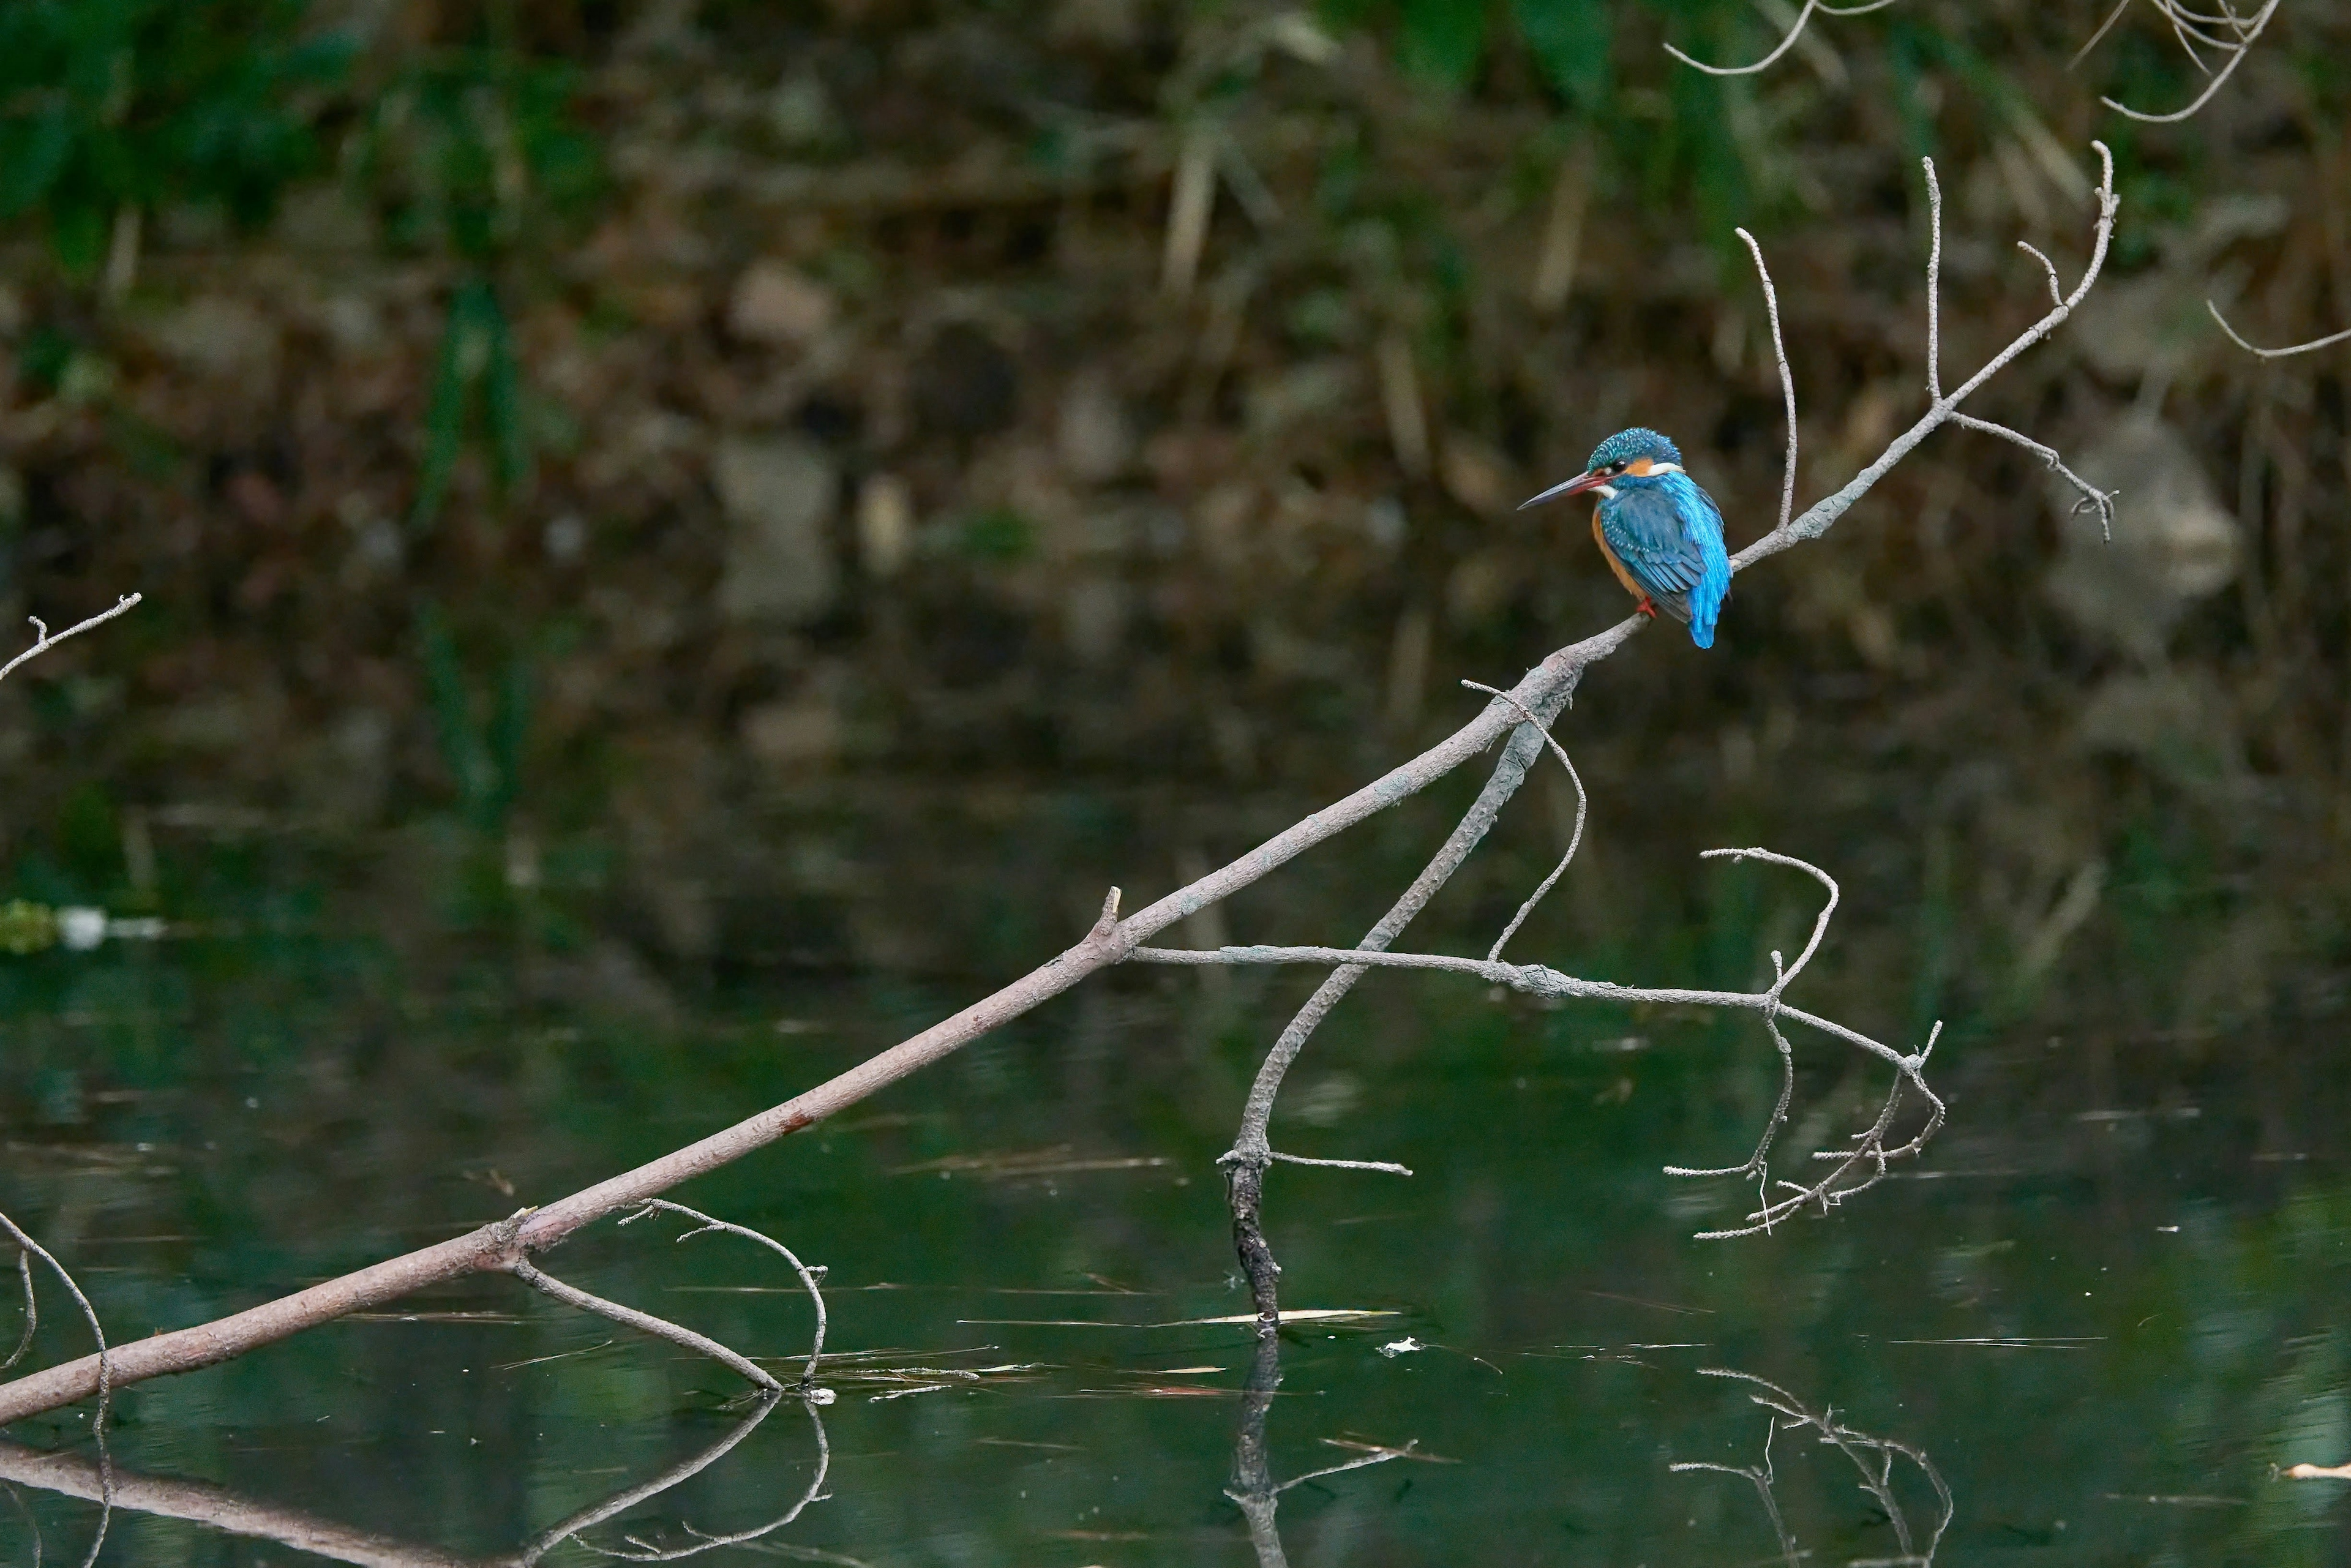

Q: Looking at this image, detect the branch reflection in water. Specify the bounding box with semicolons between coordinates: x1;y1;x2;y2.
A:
1673;1367;1954;1568
1224;1333;1437;1568
0;1389;832;1568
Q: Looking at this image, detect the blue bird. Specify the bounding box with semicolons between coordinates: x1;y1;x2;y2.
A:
1518;428;1731;648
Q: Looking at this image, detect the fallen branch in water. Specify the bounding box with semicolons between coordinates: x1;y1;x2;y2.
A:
0;593;144;1558
0;1389;828;1568
0;144;2119;1419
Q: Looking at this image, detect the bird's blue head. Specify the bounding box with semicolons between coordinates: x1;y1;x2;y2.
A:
1518;427;1687;510
1587;427;1681;474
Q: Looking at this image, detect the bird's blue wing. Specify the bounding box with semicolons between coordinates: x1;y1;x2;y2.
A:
1599;481;1715;599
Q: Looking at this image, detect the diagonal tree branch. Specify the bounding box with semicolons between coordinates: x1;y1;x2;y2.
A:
0;145;2121;1424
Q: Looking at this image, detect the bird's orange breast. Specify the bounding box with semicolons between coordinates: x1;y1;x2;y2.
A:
1592;508;1645;601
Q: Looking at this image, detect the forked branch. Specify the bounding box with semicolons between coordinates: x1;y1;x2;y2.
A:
507;1200;831;1400
2074;0;2284;123
0;595;142;687
1142;847;1946;1241
620;1199;828;1387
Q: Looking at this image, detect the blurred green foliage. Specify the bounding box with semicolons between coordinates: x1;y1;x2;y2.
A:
347;44;601;262
410;277;531;531
0;0;349;274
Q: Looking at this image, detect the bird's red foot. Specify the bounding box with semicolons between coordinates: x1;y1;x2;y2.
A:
1635;598;1659;619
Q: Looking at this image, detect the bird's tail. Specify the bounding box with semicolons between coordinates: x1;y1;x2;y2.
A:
1689;559;1731;650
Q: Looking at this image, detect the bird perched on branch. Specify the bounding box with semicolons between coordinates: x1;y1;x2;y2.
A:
1520;428;1731;648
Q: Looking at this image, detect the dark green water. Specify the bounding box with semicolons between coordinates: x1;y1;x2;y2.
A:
1;811;2347;1567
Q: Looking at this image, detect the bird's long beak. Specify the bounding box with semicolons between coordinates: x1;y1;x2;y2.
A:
1517;469;1609;510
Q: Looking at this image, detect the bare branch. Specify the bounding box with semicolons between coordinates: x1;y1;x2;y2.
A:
0;1391;822;1568
2017;242;2065;307
2069;0;2137;67
1267;1152;1412;1176
1275;1441;1418;1495
1458;680;1584;964
1737;228;1800;533
2207;299;2351;359
509;1256;783;1395
1138;844;1943;1239
1664;0;1899;77
1683;1369;1954;1564
1924;160;1944;400
1737;143;2117;566
1214;673;1588;1333
0;595;141;688
0;144;2125;1422
3;1248;32;1373
539;1395;831;1564
1130;937;1928;1075
2091;0;2281;122
0;1212;110;1567
1951;412;2118;539
619;1199;828;1388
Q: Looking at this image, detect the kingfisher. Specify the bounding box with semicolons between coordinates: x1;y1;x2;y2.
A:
1519;428;1731;648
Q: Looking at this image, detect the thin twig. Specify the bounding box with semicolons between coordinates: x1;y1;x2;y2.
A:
520;1390;786;1565
1140;844;1944;1238
1215;675;1586;1333
544;1395;831;1564
509;1257;782;1395
1924;160;1945;399
1665;0;1899;77
0;1214;109;1567
1951;413;2118;539
2207;299;2351;359
2096;0;2280;122
620;1199;828;1387
1685;1369;1954;1564
1268;1152;1412;1176
1736;228;1800;532
0;596;141;688
1459;681;1584;964
2069;0;2137;68
1130;935;1928;1073
2017;241;2065;307
3;1248;33;1373
1734;143;2117;568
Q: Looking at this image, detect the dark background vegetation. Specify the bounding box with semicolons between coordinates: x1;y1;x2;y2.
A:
1;0;2345;1052
2;7;2350;1562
